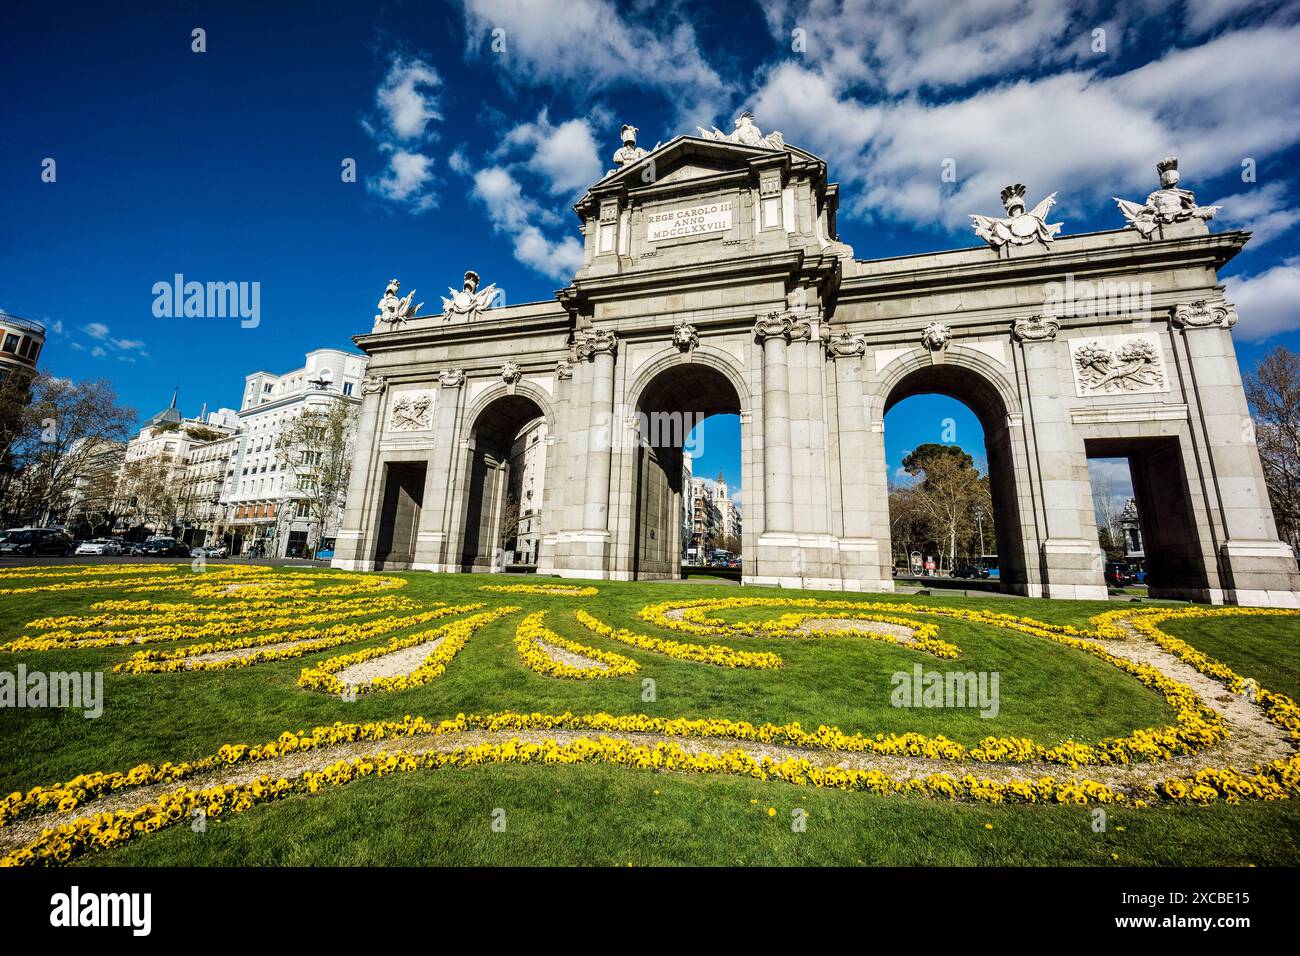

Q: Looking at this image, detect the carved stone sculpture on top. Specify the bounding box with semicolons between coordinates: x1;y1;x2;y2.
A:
970;184;1062;253
374;279;423;329
698;111;786;151
1114;157;1220;239
440;270;500;321
612;124;647;168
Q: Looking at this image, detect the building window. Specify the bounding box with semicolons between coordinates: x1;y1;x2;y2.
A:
1;334;17;353
343;382;353;396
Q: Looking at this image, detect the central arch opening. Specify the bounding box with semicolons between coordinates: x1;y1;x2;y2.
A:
630;362;742;580
883;363;1026;593
459;393;547;572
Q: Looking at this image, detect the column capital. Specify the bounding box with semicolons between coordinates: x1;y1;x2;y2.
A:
360;374;387;395
1171;298;1238;330
754;311;791;342
788;314;813;341
555;359;574;380
1012;314;1060;342
576;328;618;359
437;368;465;388
826;330;866;359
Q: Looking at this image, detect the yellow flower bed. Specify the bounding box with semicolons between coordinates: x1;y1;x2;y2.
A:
575;609;783;669
297;606;518;695
8;721;1298;867
0;564;406;599
514;611;639;678
6;581;1300;867
115;605;474;674
5;596;419;652
479;583;599;596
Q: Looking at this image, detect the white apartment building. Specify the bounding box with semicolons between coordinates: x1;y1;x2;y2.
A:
116;398;239;539
224;348;366;557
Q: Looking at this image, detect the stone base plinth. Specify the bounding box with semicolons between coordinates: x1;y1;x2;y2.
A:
1040;538;1108;601
1220;540;1300;607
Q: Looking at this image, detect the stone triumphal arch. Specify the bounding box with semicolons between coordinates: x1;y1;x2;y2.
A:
333;119;1300;606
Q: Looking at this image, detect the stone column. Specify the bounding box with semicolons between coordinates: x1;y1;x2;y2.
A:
331;374;387;570
1017;321;1107;600
1174;300;1300;605
413;368;463;572
535;358;573;575
826;331;888;589
755;312;794;533
579;329;618;533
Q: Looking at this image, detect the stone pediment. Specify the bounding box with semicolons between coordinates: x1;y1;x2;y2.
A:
570;125;847;281
582;135;823;201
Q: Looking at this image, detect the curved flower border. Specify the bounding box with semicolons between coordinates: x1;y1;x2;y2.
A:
514;610;639;679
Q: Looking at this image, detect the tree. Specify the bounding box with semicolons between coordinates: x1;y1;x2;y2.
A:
274;400;359;557
893;443;993;573
1092;467;1124;551
1245;346;1300;552
117;451;182;533
0;376;134;526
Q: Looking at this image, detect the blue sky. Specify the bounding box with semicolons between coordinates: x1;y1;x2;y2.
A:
5;0;1300;513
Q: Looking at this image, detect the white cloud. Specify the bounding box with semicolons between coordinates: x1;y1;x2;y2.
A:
498;109;604;196
747;22;1300;233
513;225;585;281
1184;0;1295;32
472;165;542;231
75;322;148;359
364;54;443;213
459;0;730;126
372;56;442;140
447;149;471;175
1224;257;1300;341
1210;182;1300;246
372;149;437;210
469;165;581;281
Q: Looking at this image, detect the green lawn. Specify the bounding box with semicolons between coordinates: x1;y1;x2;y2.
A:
1;565;1298;866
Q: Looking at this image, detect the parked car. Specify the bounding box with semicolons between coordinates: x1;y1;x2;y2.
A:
1104;562;1131;587
138;536;192;557
0;528;75;557
190;544;229;559
952;563;989;579
75;538;123;556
